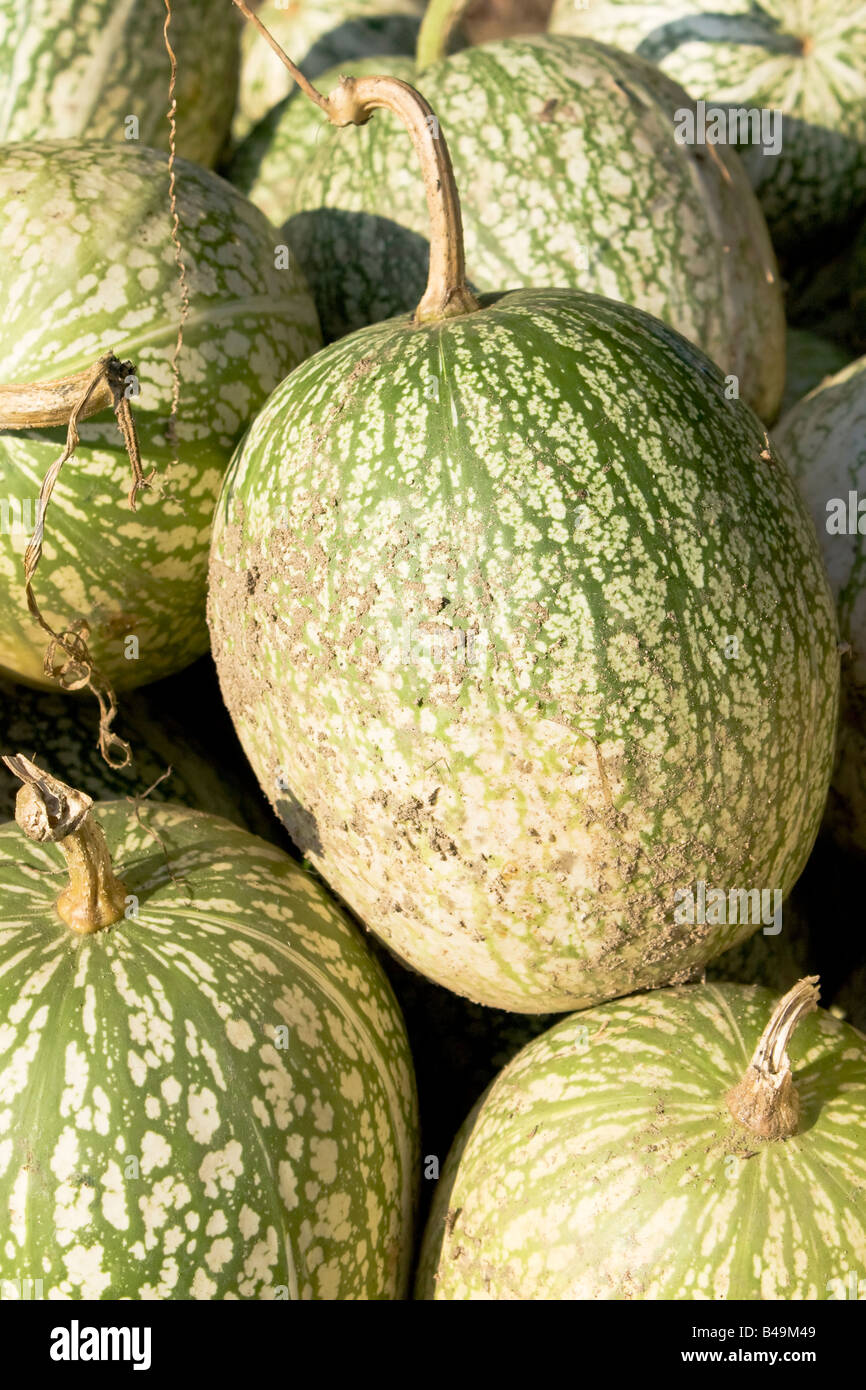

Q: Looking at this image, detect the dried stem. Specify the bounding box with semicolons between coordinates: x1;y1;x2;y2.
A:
0;352;153;768
232;0;480;325
163;0;191;461
726;976;821;1141
4;754;127;934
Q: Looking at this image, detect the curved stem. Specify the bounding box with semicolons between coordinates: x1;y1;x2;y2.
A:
416;0;472;70
0;355;130;430
4;754;127;934
232;0;480;325
726;976;820;1141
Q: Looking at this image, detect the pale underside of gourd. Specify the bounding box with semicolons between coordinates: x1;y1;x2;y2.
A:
208;287;839;1013
0;801;417;1300
415;983;866;1299
233;36;784;420
0;141;320;691
548;0;866;249
774;356;866;857
0;0;241;167
233;0;425;140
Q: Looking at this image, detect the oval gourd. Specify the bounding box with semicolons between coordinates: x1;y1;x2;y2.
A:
416;980;866;1299
234;0;425;141
0;763;417;1299
0;0;241;167
0;141;320;691
549;0;866;252
230;35;784;420
209;69;837;1012
774;357;866;856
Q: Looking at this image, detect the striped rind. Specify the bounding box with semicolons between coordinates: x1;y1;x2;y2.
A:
0;801;417;1299
231;35;785;419
416;982;866;1299
549;0;866;247
233;0;424;141
774;355;866;855
208;287;839;1011
0;0;241;167
0;141;320;691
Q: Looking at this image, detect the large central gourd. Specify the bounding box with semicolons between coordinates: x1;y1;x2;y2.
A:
0;758;417;1299
208;62;839;1013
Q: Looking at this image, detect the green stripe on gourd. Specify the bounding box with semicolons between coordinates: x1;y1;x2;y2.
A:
0;662;279;841
233;0;425;142
0;764;417;1299
0;0;241;167
780;328;852;419
549;0;866;252
774;356;866;857
0;141;320;692
416;980;866;1299
229;35;784;420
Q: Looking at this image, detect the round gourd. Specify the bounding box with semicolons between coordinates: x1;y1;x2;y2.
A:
209;69;838;1012
549;0;866;252
234;0;425;141
0;141;320;691
0;759;417;1299
0;660;279;841
230;35;784;420
417;980;866;1299
0;0;241;167
774;357;866;856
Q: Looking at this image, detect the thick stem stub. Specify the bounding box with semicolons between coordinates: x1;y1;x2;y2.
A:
726;976;820;1141
4;754;127;934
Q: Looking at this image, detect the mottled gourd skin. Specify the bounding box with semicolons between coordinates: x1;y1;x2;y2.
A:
0;0;241;167
774;357;866;857
779;329;851;419
549;0;866;251
231;36;784;420
0;803;418;1299
0;669;278;842
0;142;320;691
233;0;424;142
416;984;866;1300
208;287;839;1012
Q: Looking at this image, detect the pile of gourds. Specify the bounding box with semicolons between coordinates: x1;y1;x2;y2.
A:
0;0;864;1301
